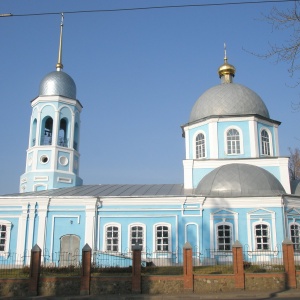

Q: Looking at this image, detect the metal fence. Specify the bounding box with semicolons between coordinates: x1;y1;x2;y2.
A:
0;245;293;278
0;252;31;278
242;244;284;273
40;249;82;276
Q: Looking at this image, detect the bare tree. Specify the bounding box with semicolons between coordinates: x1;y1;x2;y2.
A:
261;2;300;79
289;147;300;180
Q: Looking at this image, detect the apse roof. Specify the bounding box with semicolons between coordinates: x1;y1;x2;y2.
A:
195;163;286;197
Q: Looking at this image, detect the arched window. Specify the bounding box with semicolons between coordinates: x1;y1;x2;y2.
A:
105;225;120;252
195;133;205;158
74;123;79;151
227;128;240;155
255;223;270;250
261;129;270;156
40;116;53;145
31;119;37;147
290;223;300;251
216;224;232;251
58;118;68;147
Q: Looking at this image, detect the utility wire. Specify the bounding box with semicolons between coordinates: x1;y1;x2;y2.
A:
0;0;298;17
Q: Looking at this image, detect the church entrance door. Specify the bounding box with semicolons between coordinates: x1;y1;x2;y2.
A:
59;234;80;267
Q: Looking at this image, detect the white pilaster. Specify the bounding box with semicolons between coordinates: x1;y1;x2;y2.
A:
209;122;218;159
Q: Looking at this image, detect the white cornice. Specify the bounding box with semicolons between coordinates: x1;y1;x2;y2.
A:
31;95;82;112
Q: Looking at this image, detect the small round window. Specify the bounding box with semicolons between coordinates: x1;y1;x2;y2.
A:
59;156;69;166
40;155;49;164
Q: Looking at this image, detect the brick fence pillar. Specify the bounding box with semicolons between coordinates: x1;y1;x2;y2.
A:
232;240;245;290
132;244;142;294
29;244;41;296
183;242;193;293
282;238;297;289
80;243;92;296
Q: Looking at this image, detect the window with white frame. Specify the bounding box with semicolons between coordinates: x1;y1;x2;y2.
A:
0;221;12;255
155;225;170;251
130;225;144;249
255;223;270;250
216;224;232;251
290;223;300;251
226;128;240;154
261;129;270;156
195;133;205;158
105;225;119;252
0;225;7;252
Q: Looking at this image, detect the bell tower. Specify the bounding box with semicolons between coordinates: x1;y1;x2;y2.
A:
20;14;83;192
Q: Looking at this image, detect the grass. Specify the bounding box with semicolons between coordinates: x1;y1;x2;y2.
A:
193;265;233;274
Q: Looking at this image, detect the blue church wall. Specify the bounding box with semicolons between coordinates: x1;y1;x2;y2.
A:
200;205;284;258
192;168;214;188
260;166;281;182
45;209;85;262
36;150;52;170
218;121;250;159
97;205;202;258
57;151;70;172
285;208;300;242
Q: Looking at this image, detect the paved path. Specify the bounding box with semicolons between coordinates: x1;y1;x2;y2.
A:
0;290;299;300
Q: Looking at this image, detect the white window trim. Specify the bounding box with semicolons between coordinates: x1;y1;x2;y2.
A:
224;126;244;155
260;127;273;156
193;130;207;159
0;220;12;258
128;223;146;251
33;183;48;191
153;223;171;254
215;221;233;251
103;223;121;253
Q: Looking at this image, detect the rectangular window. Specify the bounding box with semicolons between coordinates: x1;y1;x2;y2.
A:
291;224;300;251
0;225;6;252
217;224;231;251
255;224;270;250
156;225;169;251
106;226;119;252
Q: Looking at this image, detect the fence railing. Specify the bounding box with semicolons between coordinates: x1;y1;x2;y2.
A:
0;252;31;278
0;244;293;276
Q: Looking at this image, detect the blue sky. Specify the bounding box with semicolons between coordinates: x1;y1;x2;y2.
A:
0;0;299;195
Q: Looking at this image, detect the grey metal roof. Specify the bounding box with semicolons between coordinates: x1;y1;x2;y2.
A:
189;83;270;123
195;163;285;197
39;70;76;99
3;184;191;198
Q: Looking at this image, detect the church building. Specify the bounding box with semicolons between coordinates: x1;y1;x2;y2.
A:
1;19;300;266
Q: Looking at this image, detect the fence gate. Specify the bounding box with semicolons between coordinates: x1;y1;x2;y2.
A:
59;234;80;267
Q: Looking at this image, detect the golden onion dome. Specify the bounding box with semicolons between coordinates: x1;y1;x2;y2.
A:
218;58;236;78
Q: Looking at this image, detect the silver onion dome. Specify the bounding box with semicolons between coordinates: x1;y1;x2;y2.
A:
39;70;76;99
189;83;270;123
195;163;285;197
